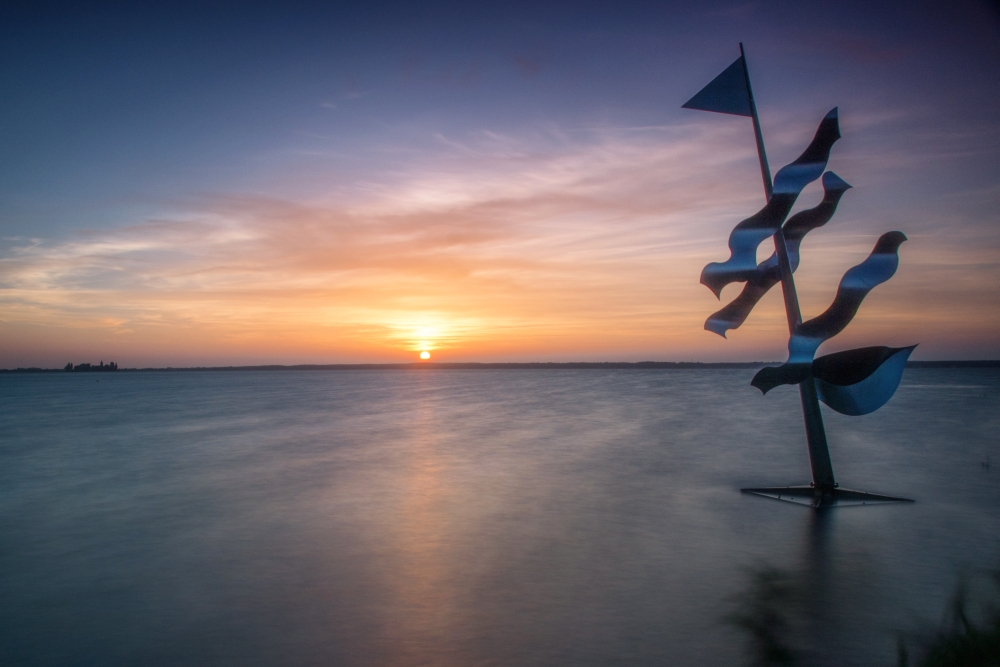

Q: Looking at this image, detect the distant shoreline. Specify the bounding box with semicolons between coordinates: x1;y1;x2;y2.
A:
3;360;1000;373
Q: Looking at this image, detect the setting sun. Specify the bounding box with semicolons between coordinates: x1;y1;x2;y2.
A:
419;351;430;360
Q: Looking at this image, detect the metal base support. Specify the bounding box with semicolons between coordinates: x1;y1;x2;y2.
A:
741;485;913;508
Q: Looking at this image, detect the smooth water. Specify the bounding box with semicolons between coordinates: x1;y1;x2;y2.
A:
1;369;998;666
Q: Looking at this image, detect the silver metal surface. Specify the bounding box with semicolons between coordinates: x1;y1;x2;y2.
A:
705;171;852;337
751;232;908;394
813;345;916;416
699;110;840;298
741;486;914;508
740;44;773;199
684;46;915;506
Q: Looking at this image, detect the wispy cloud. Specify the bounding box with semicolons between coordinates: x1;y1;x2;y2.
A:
2;119;998;365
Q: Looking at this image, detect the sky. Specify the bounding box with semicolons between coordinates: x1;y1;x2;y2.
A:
1;0;998;367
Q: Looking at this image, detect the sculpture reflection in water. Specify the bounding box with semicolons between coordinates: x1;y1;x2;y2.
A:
684;44;915;507
727;514;1000;666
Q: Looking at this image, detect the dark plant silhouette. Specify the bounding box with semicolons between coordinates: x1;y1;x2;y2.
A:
897;570;1000;667
730;562;999;666
727;566;800;666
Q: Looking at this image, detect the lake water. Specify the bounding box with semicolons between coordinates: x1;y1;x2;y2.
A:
1;368;998;666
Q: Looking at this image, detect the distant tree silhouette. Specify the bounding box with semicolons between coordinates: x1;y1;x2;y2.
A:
70;361;119;372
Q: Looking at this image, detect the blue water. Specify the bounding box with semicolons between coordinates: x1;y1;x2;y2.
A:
1;369;998;666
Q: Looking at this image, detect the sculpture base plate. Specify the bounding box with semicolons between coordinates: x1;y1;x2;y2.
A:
741;485;913;508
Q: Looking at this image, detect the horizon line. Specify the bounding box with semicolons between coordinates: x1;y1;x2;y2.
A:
3;360;1000;373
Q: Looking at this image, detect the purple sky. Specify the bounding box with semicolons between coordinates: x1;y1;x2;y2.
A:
1;1;998;366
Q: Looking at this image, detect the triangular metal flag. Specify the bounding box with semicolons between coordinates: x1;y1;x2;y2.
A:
682;57;752;117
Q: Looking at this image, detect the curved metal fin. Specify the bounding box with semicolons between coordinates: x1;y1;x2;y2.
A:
813;345;916;415
700;109;841;298
750;362;812;394
704;171;851;337
750;231;907;394
794;231;907;346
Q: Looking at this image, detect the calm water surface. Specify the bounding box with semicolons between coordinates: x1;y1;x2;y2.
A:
2;369;998;666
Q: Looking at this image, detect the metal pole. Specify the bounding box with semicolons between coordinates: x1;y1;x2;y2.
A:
740;43;837;494
740;43;772;201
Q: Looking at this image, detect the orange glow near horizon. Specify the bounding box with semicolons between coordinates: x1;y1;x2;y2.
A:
1;122;998;368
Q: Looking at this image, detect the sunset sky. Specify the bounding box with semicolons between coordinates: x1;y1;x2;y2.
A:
2;1;998;367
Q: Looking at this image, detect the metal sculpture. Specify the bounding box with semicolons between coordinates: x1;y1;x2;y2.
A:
684;44;915;507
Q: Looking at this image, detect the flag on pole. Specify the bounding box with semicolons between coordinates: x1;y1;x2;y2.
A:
682;57;752;117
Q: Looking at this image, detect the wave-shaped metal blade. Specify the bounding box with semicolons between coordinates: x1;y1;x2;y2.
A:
705;171;851;337
813;345;916;415
751;231;907;393
700;109;841;298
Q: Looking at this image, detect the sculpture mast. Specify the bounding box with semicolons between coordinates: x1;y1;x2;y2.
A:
739;44;837;494
685;44;913;507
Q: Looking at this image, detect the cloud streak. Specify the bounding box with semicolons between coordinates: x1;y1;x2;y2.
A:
1;118;998;366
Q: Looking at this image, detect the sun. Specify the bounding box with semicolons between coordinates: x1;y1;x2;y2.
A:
419;351;431;360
